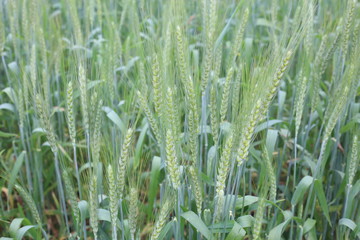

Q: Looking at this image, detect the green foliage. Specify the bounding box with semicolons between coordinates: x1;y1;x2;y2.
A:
0;0;359;239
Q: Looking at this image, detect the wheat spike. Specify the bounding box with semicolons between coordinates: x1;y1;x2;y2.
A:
348;134;359;186
117;127;133;199
295;74;308;137
89;174;99;240
129;187;138;240
263;147;277;201
216;133;234;197
188;166;203;215
236;99;262;166
210;85;219;144
165;129;181;189
78;64;89;132
66;80;76;145
152;54;164;119
220;67;234;122
63;170;80;225
252;196;266;240
137;91;161;143
150;197;173;240
107;164;118;240
15;184;42;227
35;94;57;153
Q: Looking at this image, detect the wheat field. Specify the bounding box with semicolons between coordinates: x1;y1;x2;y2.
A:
0;0;359;239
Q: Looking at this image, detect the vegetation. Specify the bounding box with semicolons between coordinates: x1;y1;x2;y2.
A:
0;0;359;239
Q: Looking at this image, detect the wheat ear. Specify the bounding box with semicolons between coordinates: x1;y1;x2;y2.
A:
263;147;276;201
63;170;80;226
210;85;219;144
129;187;138;240
220;67;234;122
166;129;181;189
107;164;118;240
188;166;203;215
252;196;266;240
150;197;173;240
89;174;98;240
347;134;359;186
117;127;133;199
15;184;42;227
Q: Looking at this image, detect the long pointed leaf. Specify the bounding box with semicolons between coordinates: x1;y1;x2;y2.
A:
181;211;213;240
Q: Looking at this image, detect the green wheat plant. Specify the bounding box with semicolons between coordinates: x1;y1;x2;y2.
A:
0;0;359;239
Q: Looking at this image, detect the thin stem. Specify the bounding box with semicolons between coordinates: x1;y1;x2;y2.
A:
294;133;298;190
290;204;295;239
176;187;182;240
20;126;33;192
119;198;125;240
54;151;70;235
41;228;49;240
73;143;81;199
86;131;91;165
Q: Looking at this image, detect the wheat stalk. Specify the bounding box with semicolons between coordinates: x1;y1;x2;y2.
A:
210;85;219;144
263;147;277;201
118;127;133;199
295;74;308;137
311;35;327;112
215;133;233;197
68;0;83;44
228;8;249;67
137;90;161;143
220;67;234;122
129;187;138;240
63;170;80;226
317;86;350;176
236;99;262;166
150;197;173;240
341;0;356;59
91;99;103;164
152;54;164;119
347;134;359;186
78;64;89;133
15;184;42;226
166;129;181;189
66;80;76;145
188;166;203;215
166;88;179;144
30;44;37;94
215;133;234;221
252;196;266;240
260;50;293;119
89;174;98;240
107;164;118;240
35;94;57;153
